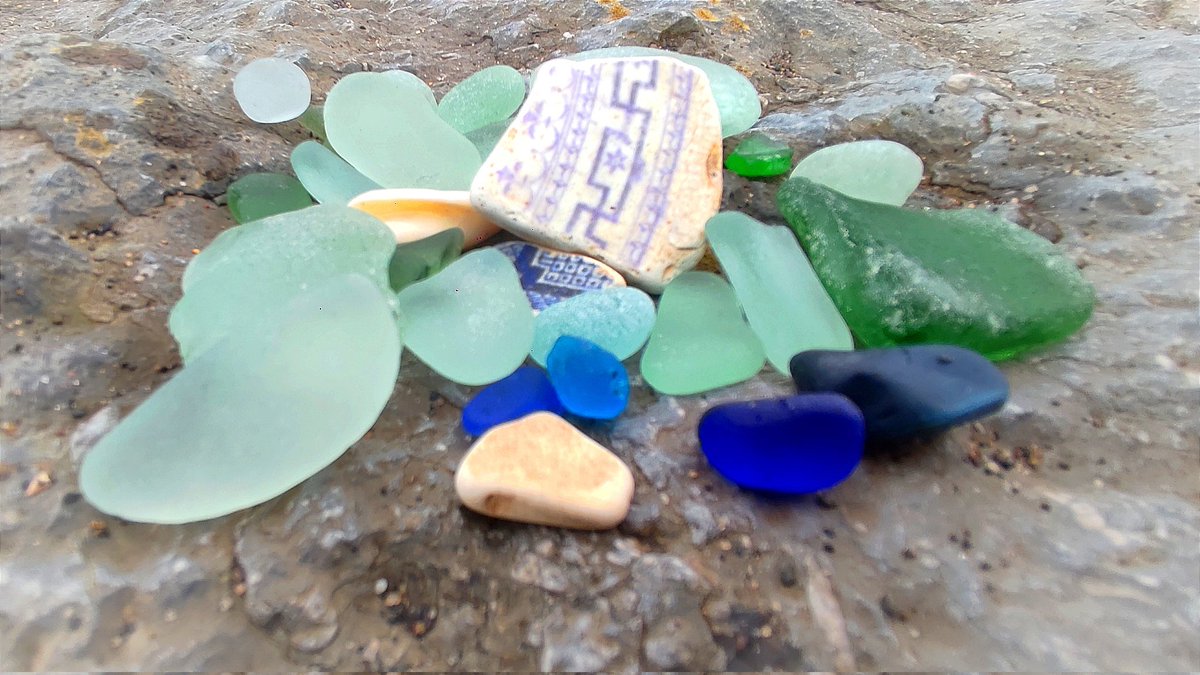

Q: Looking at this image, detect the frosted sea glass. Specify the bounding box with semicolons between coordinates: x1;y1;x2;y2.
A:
290;141;381;206
225;173;312;224
530;287;654;366
790;140;923;206
438;65;526;135
233;57;312;124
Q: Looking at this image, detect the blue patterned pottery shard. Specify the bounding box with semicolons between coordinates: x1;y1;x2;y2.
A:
470;57;723;293
494;241;626;313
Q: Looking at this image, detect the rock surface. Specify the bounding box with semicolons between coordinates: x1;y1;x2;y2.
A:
0;1;1197;671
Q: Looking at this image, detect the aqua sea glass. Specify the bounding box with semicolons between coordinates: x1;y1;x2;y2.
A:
290;141;381;206
438;65;526;135
530;287;654;366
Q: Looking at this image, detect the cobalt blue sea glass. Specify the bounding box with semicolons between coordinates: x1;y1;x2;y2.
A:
546;336;630;420
789;345;1009;440
697;393;865;494
461;366;565;436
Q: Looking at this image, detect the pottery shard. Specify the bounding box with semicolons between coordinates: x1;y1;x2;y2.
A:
454;412;634;529
470;57;723;292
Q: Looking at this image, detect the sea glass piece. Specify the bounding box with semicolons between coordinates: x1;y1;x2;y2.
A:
455;412;634;529
396;248;533;385
464;117;513;159
298;105;327;143
233;57;312;124
697;393;865;494
790;345;1009;440
388;228;464;291
225;173;313;224
324;71;481;190
530;287;654;366
494;241;626;313
546;336;629;420
790;140;923;206
290;141;381;206
461;366;564;437
348;188;500;248
639;272;765;395
725;133;793;178
438;65;527;135
706;211;852;373
172;205;396;361
473;57;722;291
382;70;437;106
80;274;402;524
563;47;761;137
777;177;1096;360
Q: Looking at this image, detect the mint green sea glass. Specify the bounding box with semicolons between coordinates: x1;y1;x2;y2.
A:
325;72;481;190
790;140;923;206
172;205;396;362
290;141;381;205
382;69;436;106
564;47;761;137
706;211;853;373
725;134;793;178
530;287;655;366
777;177;1095;360
640;272;765;395
438;65;526;135
388;228;464;291
80;274;402;524
225;173;312;224
396;248;533;385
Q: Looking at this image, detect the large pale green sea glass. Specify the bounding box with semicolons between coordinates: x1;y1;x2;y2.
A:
291;140;381;206
438;65;526;135
80;274;402;524
706;211;853;373
790;140;924;206
530;287;655;366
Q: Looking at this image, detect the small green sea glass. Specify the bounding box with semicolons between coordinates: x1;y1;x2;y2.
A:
725;134;793;178
790;140;923;206
640;272;765;395
325;72;481;190
291;140;381;206
776;177;1096;360
388;228;464;291
396;248;534;386
80;273;402;524
225;173;312;224
706;211;853;373
530;287;655;366
438;65;527;135
172;205;396;362
563;47;761;137
298;105;327;143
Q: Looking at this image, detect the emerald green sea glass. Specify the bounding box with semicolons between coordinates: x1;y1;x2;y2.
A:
172;205;396;362
388;228;464;291
225;173;312;224
563;47;761;137
790;140;923;206
530;287;655;366
438;65;526;135
706;211;853;373
640;272;765;395
396;248;534;385
290;140;381;205
777;177;1096;360
80;274;402;524
725;134;793;177
325;72;481;190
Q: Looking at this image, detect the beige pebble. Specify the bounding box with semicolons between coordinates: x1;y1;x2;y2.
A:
454;412;634;529
348;188;501;248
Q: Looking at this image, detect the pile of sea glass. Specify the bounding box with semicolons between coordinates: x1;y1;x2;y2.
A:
79;49;1094;528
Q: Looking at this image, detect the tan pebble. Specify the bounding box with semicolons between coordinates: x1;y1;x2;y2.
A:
454;412;634;530
25;470;52;496
348;188;501;248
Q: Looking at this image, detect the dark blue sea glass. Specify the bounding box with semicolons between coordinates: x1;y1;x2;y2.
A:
546;336;629;420
697;394;865;494
461;366;564;436
789;345;1009;440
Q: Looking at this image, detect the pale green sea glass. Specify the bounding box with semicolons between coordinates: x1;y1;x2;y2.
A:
389;228;464;291
291;140;381;205
530;287;655;366
383;69;436;106
80;273;402;524
790;140;923;206
438;65;526;135
173;205;396;362
706;211;853;373
464;117;513;159
396;248;533;385
640;272;765;395
564;47;761;137
225;173;312;224
233;57;311;124
325;72;481;190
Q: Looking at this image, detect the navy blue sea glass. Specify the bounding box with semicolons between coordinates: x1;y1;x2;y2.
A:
546;336;629;420
697;394;865;494
789;345;1009;440
461;366;565;436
